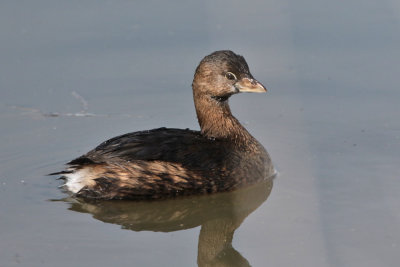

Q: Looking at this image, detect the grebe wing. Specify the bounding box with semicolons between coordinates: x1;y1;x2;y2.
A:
68;127;226;166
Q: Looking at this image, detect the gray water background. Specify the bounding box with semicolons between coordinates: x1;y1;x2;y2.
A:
1;0;399;266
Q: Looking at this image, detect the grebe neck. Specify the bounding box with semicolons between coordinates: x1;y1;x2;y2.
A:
193;91;251;142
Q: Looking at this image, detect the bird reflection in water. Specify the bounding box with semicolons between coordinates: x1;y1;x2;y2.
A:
60;178;273;267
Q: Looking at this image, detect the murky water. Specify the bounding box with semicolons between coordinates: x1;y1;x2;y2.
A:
1;1;399;266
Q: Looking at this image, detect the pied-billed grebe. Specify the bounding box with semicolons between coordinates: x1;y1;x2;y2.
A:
53;50;274;199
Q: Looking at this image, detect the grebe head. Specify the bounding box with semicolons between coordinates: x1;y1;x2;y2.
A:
192;50;267;101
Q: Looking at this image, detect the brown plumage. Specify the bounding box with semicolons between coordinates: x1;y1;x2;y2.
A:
53;50;275;199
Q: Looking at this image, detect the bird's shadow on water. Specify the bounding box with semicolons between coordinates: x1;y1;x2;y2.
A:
54;178;274;267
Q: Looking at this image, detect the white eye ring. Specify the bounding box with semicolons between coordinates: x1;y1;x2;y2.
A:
225;72;237;80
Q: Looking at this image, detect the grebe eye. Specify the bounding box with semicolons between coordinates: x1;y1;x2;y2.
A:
225;72;237;80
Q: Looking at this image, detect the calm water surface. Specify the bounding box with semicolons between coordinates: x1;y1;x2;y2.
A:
1;1;399;266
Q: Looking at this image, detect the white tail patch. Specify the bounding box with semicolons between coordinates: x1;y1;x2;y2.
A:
64;168;91;193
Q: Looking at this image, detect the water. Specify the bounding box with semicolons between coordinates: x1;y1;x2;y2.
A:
1;1;399;266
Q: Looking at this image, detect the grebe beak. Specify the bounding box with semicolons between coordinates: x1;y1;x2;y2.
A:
235;77;267;93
